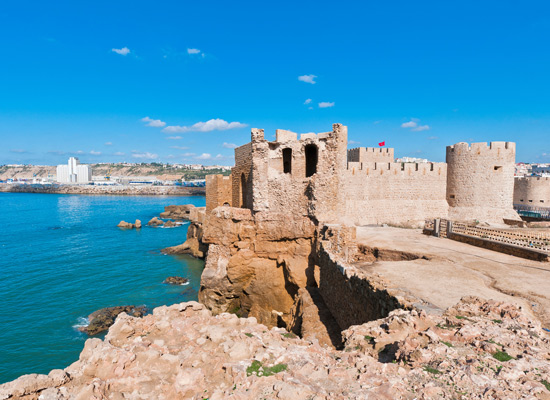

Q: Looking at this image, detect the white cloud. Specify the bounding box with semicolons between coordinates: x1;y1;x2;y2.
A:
170;146;189;150
10;149;28;153
141;116;166;128
183;152;196;157
304;98;312;105
112;47;130;56
427;136;439;140
222;142;238;149
90;150;101;155
187;48;201;54
132;151;158;160
114;152;125;156
318;102;335;108
298;74;317;84
104;142;113;146
163;118;247;133
308;106;313;110
76;150;84;154
348;140;360;145
401;121;418;128
166;136;182;140
412;125;430;132
196;153;212;160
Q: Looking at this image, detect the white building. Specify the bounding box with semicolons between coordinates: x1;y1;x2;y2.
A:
56;157;92;183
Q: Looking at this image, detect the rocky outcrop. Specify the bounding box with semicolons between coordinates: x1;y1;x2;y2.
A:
198;207;316;327
78;306;146;336
0;184;205;196
147;217;163;226
162;207;207;258
117;220;141;229
163;220;177;228
163;276;189;285
3;299;549;399
159;204;195;220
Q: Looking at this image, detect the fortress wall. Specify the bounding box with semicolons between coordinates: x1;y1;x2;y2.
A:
205;174;232;212
514;177;550;207
232;142;253;208
341;162;448;226
348;147;394;163
446;142;519;222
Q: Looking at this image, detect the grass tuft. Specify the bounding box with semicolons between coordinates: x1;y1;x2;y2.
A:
246;360;288;377
492;351;514;362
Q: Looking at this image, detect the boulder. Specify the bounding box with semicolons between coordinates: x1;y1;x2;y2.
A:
79;305;147;336
163;276;189;285
117;220;134;229
135;219;142;229
164;220;177;228
147;217;163;226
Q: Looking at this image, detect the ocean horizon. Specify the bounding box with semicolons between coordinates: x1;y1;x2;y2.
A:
0;193;205;384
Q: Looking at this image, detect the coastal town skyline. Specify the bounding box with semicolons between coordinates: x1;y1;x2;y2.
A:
2;1;550;166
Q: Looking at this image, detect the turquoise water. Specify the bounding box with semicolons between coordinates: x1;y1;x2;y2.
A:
0;193;205;384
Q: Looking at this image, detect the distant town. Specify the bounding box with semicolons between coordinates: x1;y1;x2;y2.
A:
0;158;232;187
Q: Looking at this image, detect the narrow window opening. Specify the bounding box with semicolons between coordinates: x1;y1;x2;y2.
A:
450;195;455;199
240;173;247;208
494;166;502;171
282;148;292;174
305;144;318;178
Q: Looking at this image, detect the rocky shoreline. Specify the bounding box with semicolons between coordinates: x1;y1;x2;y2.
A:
0;184;205;196
1;297;549;399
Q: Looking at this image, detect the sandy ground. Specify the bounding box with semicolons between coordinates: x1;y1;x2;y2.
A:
355;226;550;328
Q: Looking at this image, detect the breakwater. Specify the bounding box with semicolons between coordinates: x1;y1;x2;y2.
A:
0;184;205;196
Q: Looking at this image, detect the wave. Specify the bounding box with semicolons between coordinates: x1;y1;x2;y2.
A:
72;316;89;330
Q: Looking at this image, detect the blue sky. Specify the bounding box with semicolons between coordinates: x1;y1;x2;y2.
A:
1;0;550;165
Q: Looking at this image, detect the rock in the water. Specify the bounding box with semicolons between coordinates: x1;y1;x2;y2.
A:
117;220;134;229
147;217;163;226
79;306;146;335
135;219;142;229
164;220;177;228
163;276;189;285
159;204;195;221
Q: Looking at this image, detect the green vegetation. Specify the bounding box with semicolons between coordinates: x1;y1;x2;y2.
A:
455;315;474;322
423;366;442;375
246;360;288;377
541;380;550;391
364;335;374;342
492;319;503;324
281;332;297;339
244;333;253;338
442;341;453;347
492;351;514;362
228;306;243;318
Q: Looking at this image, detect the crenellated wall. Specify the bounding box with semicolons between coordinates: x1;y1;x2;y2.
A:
347;147;394;163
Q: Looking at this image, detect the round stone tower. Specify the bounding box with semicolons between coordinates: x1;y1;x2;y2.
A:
446;141;520;223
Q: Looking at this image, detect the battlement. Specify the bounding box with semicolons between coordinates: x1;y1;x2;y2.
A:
346;161;446;176
447;141;516;154
348;147;395;163
515;176;550;182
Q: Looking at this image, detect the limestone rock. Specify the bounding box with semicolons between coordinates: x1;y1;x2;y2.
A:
117;220;134;229
159;204;195;221
134;219;141;229
163;220;177;228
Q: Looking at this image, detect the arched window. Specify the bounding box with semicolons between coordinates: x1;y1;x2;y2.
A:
240;173;247;208
305;144;318;177
282;148;292;174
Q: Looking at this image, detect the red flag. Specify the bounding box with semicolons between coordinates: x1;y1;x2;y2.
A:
378;141;385;147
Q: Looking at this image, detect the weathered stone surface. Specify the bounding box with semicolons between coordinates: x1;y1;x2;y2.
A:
134;219;141;229
3;298;550;399
163;220;176;228
161;217;206;258
117;220;134;229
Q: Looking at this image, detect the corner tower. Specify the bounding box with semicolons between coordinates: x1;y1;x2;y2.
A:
446;142;520;223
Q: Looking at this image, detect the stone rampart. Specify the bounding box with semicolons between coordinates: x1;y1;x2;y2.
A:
341;161;448;226
514;176;550;208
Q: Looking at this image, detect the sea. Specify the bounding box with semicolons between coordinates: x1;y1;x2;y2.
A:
0;192;205;384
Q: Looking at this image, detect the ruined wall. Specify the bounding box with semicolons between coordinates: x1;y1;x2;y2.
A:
232;143;253;208
347;147;394;163
446;142;520;223
341;162;448;226
205;174;232;212
514;177;550;207
247;124;348;223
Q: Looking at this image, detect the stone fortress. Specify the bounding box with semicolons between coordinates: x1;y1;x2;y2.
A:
207;123;520;226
